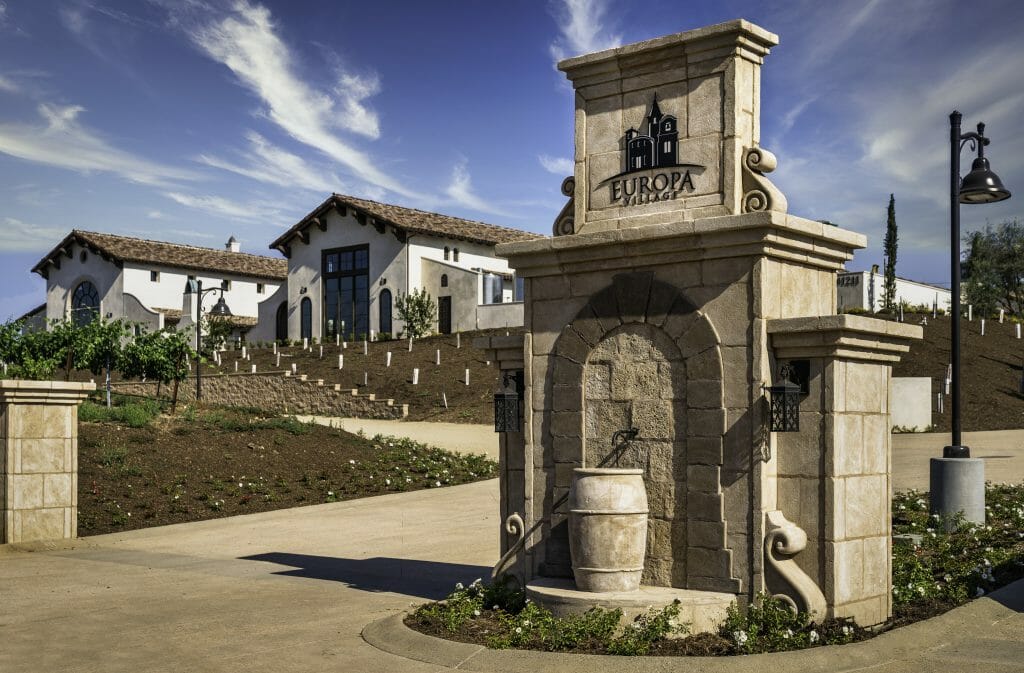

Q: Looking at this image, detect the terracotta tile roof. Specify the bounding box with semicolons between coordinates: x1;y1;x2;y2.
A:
270;193;545;254
154;308;183;322
157;308;256;328
32;231;288;281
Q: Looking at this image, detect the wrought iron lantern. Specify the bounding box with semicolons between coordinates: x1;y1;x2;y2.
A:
493;371;523;433
766;364;800;433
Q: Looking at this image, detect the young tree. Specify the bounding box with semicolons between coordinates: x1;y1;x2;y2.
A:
395;288;437;338
74;318;130;407
963;220;1024;317
883;194;898;311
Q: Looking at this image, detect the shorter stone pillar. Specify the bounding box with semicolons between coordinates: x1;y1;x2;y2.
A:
1;380;95;543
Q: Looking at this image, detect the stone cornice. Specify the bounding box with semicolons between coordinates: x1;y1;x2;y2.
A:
558;20;779;84
767;315;922;363
0;380;96;405
496;212;865;277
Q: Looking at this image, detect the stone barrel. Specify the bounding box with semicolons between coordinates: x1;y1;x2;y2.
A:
568;468;649;592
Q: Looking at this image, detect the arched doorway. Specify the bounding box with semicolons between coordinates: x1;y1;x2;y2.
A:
71;281;99;326
300;297;312;341
275;302;288;342
379;289;392;336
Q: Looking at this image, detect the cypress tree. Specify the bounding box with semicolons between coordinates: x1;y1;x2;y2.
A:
883;194;898;311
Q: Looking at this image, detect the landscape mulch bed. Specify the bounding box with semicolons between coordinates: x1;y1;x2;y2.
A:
77;405;495;536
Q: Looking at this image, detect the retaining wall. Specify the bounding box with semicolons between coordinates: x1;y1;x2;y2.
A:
111;372;407;419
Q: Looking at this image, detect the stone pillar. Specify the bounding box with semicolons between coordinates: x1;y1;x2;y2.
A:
475;335;532;583
1;380;95;543
769;316;921;626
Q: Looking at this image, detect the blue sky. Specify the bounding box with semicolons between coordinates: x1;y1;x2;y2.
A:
2;0;1023;320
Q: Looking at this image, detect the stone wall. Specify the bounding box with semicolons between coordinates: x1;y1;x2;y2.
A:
111;372;407;419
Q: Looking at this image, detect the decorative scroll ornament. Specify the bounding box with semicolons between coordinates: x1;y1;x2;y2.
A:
741;147;788;214
491;513;526;585
764;510;826;617
552;176;575;236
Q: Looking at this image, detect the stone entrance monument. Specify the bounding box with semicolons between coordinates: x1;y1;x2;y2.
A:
478;19;920;630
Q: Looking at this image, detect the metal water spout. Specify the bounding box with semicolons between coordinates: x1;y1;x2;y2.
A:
606;427;639;467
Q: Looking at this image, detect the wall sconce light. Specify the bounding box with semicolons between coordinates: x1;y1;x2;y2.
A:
493;371;524;433
765;364;801;433
380;278;387;286
299;286;307;294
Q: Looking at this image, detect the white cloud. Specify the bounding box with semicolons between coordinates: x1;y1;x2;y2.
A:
164;190;284;222
0;74;16;93
186;1;417;198
549;0;622;63
444;159;510;217
146;210;165;219
198;131;342;193
0;104;197;185
0;2;7;26
538;154;573;175
0;216;67;252
334;71;381;139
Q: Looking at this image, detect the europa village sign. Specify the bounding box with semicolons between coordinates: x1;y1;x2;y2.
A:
602;94;703;207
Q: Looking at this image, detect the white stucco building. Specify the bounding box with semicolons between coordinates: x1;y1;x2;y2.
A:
31;231;287;334
258;194;544;342
837;269;951;313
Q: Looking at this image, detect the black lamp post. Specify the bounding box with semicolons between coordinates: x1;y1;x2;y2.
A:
946;111;1011;458
184;279;232;401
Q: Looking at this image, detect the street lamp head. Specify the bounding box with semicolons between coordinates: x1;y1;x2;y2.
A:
209;296;232;317
960;155;1012;204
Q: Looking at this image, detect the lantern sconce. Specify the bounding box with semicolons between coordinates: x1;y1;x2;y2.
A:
494;370;524;433
765;363;802;433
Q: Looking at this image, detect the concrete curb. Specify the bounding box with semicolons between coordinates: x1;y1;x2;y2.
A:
362;579;1024;673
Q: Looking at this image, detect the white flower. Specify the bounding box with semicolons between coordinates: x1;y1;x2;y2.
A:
473;609;481;617
522;620;531;627
327;491;334;496
385;479;391;485
783;629;793;639
732;630;748;645
809;630;819;643
493;605;499;610
238;482;244;488
455;582;464;590
976;587;986;597
515;627;522;634
842;625;852;636
349;459;356;465
435;481;441;487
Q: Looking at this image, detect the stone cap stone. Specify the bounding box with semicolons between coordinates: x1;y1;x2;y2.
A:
558;19;779;77
474;335;526;371
768;315;922;363
496;211;866;275
0;379;96;405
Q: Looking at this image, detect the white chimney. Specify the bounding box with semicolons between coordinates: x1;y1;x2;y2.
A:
226;236;240;253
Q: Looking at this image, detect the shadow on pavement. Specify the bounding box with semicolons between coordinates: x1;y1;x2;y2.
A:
239;552;490;600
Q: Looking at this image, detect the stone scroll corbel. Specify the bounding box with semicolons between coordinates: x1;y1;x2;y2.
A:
764;510;826;618
552;176;575;236
741;147;788;214
491;513;527;587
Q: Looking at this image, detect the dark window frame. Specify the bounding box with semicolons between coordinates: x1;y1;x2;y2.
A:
321;243;370;339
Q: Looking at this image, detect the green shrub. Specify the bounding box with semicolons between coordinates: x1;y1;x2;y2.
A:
720;594;856;653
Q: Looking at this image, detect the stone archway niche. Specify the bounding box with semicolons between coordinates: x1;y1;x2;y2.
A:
584;323;687;588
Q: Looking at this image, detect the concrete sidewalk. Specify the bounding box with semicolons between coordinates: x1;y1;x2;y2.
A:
3;428;1023;672
299;416;499;460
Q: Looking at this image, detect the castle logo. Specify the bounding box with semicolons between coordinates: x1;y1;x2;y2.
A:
601;94;703;207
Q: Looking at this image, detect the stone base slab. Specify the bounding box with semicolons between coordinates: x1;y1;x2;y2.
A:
525;577;734;634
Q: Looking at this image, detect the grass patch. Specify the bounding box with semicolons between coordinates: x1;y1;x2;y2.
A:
80;396;163;428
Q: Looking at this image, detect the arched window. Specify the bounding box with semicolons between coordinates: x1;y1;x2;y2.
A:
71;281;99;326
443;246;450;261
453;248;460;262
275;302;288;342
441;274;448;288
300;297;312;340
379;289;393;336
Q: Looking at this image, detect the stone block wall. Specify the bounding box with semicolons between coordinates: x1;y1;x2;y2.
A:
1;380;94;543
111;373;407;419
